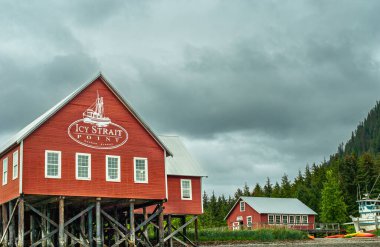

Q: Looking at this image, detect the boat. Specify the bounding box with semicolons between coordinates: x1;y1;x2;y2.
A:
349;177;380;232
83;92;111;127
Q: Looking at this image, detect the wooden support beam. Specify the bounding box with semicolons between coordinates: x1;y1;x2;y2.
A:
2;203;9;247
181;216;186;243
0;199;19;246
41;206;47;247
58;197;65;247
30;215;35;245
143;207;148;242
114;207;119;243
88;207;93;247
171;225;197;247
129;199;135;245
167;215;173;247
17;196;24;247
46;207;52;247
194;217;199;244
158;204;164;247
163;216;197;243
9;201;15;247
95;198;101;247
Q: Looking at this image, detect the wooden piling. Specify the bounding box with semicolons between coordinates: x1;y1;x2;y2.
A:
95;198;102;247
88;206;93;247
167;215;173;247
30;215;35;245
17;196;24;247
58;197;65;247
9;201;15;247
2;203;8;247
41;206;46;247
143;207;148;241
181;216;186;243
129;199;135;245
194;217;199;244
114;207;119;243
158;204;164;247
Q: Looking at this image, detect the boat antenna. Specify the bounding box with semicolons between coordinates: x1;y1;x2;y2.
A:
369;173;380;197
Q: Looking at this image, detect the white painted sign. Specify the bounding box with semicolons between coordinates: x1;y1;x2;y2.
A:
68;92;128;149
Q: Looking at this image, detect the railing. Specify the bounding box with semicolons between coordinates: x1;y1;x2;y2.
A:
229;222;340;232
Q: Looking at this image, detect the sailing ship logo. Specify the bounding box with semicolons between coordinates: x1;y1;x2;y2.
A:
67;92;128;149
83;92;111;127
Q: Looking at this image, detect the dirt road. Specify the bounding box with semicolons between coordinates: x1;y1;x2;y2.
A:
201;237;380;246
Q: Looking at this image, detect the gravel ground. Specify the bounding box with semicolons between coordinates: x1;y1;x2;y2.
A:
200;237;380;246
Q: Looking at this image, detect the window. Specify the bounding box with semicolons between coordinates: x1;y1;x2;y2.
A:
275;215;281;224
106;155;120;182
268;215;274;224
76;153;91;180
302;215;308;225
12;151;18;180
247;216;252;227
45;151;61;178
240;201;245;212
296;215;301;224
3;158;8;185
134;157;148;183
282;215;288;224
289;215;295;224
181;179;192;200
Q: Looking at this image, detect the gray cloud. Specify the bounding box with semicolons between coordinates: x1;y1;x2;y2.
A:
1;0;380;195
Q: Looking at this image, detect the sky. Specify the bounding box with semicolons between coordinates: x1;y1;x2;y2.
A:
1;0;380;196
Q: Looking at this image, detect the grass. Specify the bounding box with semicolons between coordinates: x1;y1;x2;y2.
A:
186;228;309;242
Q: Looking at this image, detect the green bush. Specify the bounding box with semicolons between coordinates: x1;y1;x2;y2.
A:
187;228;308;242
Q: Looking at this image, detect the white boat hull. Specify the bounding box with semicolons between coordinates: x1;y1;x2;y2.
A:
350;216;380;232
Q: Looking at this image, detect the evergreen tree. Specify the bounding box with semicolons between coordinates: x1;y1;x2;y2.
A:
280;174;292;198
320;170;348;223
243;183;251;196
263;177;272;197
272;182;281;197
357;152;377;194
252;183;264;197
340;154;358;215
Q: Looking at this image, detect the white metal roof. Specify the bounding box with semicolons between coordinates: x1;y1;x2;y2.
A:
0;73;172;156
159;135;206;177
225;196;317;220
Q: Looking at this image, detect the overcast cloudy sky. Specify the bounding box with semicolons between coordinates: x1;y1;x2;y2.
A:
1;0;380;195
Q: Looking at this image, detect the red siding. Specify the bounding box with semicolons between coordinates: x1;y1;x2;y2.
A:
0;146;20;204
164;176;202;215
226;199;262;228
22;78;166;199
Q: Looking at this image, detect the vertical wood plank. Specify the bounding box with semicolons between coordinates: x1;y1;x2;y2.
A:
58;197;65;247
194;217;199;244
41;206;46;247
167;215;173;247
158;204;164;247
2;203;8;247
8;201;15;247
129;200;135;245
88;206;93;247
95;198;101;247
17;196;24;247
143;207;148;241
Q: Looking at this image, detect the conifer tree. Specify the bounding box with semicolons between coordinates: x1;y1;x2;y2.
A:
263;177;272;197
272;182;281;197
320;170;348;223
252;183;264;197
280;174;292;198
243;183;251;196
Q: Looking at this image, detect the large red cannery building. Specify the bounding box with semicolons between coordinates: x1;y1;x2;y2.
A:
0;74;205;247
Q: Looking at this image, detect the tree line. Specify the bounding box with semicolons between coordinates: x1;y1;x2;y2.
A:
199;102;380;229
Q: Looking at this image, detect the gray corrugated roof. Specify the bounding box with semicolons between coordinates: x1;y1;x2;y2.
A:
159;135;206;177
241;196;317;215
0;73;172;156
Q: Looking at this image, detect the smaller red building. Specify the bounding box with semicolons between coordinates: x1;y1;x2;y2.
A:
225;197;317;230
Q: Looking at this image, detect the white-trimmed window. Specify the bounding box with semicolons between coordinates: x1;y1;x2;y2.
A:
45;151;61;178
76;153;91;180
282;215;288;224
275;215;281;224
289;215;295;224
268;214;274;224
134;157;148;183
3;158;8;185
181;179;192;200
302;215;308;225
12;151;18;180
296;215;301;224
247;216;252;227
106;155;120;182
240;201;245;212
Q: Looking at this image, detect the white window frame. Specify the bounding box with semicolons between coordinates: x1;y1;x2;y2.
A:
268;214;274;224
76;153;91;180
275;215;281;224
180;179;192;200
106;155;121;182
134;157;148;183
282;215;288;224
289;215;295;224
302;215;308;225
12;151;18;180
247;216;252;227
45;150;61;179
240;201;245;212
296;215;301;224
3;157;8;185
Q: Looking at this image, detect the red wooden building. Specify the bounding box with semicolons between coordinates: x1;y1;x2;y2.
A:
0;74;205;247
225;197;317;230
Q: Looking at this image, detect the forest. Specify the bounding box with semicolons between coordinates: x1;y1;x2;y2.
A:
198;101;380;229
